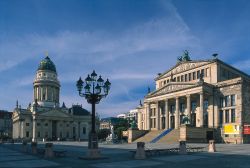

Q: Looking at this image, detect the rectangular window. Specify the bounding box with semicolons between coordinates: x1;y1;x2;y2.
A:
177;76;180;82
82;127;86;134
191;102;196;112
231;95;236;106
26;131;29;138
225;110;229;123
220;97;224;108
181;75;184;82
197;70;200;79
173;77;176;82
219;110;223;125
164;80;166;85
231;109;236;123
38;131;40;138
188;73;191;81
201;69;204;77
26;123;29;126
225;96;230;107
66;132;69;138
170;105;175;113
193;72;196;80
185;74;187;82
180;103;185;113
167;79;169;83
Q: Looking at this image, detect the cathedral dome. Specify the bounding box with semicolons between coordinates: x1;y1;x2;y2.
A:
37;56;57;73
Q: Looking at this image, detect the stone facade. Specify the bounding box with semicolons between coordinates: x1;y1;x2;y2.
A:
137;56;250;143
12;56;91;141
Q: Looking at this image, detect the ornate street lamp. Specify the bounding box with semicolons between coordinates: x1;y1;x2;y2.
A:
76;70;111;158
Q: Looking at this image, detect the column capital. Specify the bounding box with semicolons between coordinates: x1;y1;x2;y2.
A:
199;92;204;95
186;94;191;97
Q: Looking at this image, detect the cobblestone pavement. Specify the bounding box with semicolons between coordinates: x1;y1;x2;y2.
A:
1;142;250;168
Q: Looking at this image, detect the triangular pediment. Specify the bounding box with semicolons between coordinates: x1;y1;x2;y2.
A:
147;82;199;97
158;60;213;80
39;110;71;118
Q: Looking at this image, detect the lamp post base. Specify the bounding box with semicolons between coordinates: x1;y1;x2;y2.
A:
79;132;107;160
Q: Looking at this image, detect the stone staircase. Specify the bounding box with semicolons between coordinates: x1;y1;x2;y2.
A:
157;129;180;144
134;130;162;143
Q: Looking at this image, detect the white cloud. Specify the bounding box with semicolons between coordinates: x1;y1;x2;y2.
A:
0;1;202;115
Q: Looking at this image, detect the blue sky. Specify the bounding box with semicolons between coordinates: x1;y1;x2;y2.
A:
0;0;250;117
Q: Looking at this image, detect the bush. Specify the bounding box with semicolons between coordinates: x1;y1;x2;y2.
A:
97;129;111;140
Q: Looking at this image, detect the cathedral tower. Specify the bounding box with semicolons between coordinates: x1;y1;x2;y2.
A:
33;56;60;108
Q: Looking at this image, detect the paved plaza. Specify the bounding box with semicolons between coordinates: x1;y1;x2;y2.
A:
1;142;250;168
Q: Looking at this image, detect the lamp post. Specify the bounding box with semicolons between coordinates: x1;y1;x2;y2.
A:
76;70;111;158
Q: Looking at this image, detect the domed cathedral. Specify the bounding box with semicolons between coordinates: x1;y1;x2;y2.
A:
12;55;91;142
34;56;60;108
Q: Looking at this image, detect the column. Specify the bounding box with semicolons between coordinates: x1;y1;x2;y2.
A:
186;95;191;121
38;87;40;101
199;92;204;127
208;95;214;127
19;120;22;138
138;111;142;130
175;97;180;129
146;104;151;130
21;120;24;138
32;117;37;142
214;95;219;128
165;99;169;129
156;102;160;130
46;87;48;100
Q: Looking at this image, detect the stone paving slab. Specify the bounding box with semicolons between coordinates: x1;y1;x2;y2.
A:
152;155;207;162
0;152;22;156
0;146;60;168
0;155;37;162
91;160;162;168
0;159;60;168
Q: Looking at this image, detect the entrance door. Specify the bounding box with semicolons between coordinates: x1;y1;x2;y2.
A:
191;113;196;127
162;117;165;129
204;113;208;127
170;116;175;129
52;120;57;140
206;131;214;141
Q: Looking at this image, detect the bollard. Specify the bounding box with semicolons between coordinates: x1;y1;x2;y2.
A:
31;142;37;154
44;143;54;158
208;140;216;152
135;142;146;159
22;141;28;153
179;141;187;155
